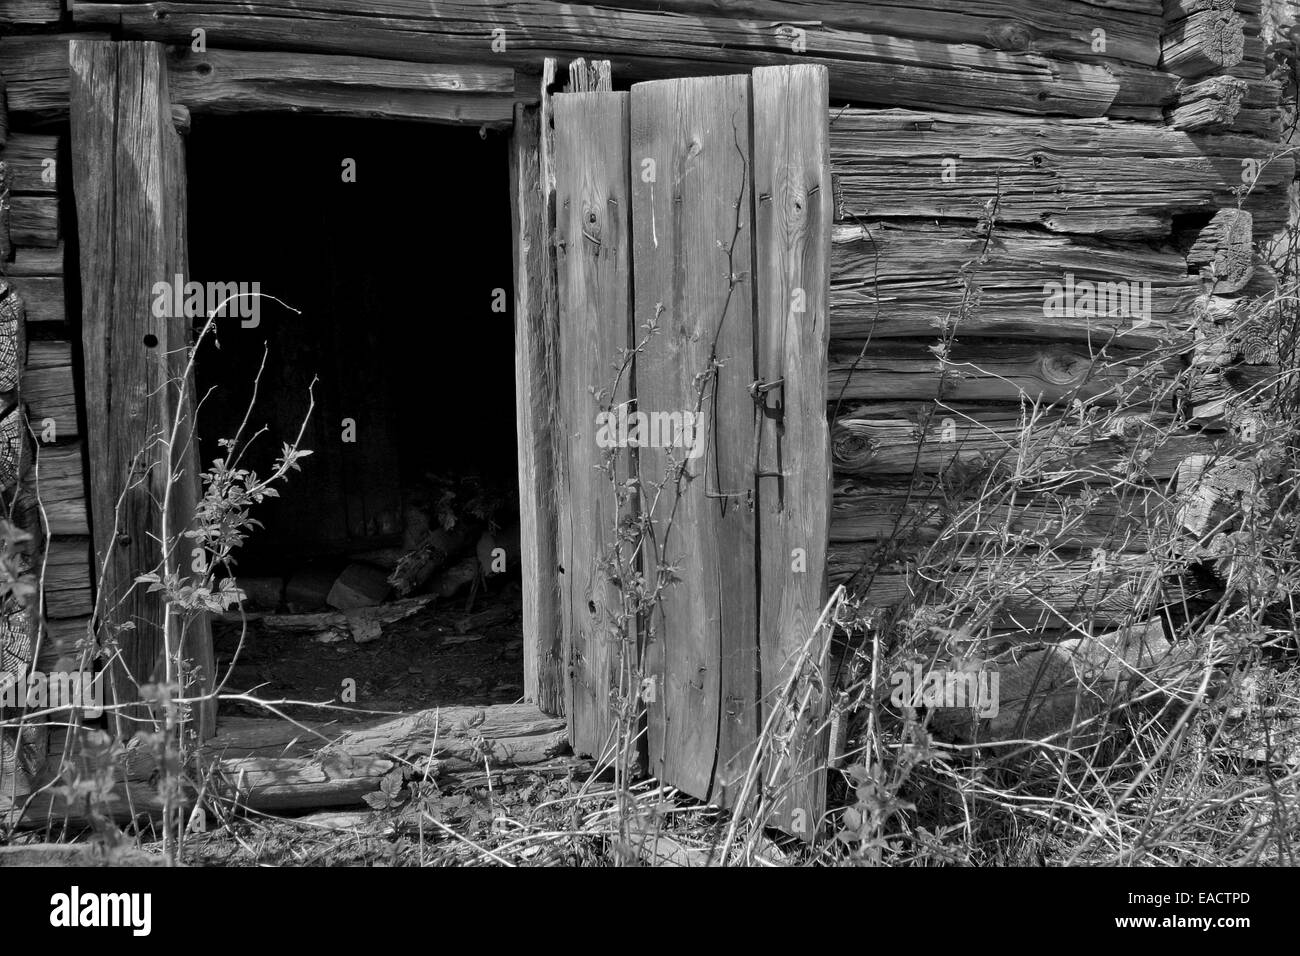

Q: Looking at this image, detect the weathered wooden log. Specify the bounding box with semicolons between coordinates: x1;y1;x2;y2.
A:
166;48;519;125
7;704;570;824
831;477;1163;553
0;133;58;194
253;596;432;645
0;35;109;117
1166;74;1248;128
1161;10;1247;77
22;340;77;440
827;342;1181;404
0;71;8;149
830;110;1293;237
388;523;476;597
0;1;63;26
928;619;1209;743
5;276;64;324
0;405;26;494
1187;208;1254;292
326;562;392;610
0;161;11;263
72;1;1126;118
6;242;62;277
829;402;1231;480
0;280;24;395
42;537;92;620
7;195;58;247
828;547;1197;627
36;615;92;673
596;0;1163;67
830;221;1200;344
1174;452;1262;535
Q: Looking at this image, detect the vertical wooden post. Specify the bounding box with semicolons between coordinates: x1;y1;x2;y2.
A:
510;98;565;717
69;39;213;739
752;64;833;837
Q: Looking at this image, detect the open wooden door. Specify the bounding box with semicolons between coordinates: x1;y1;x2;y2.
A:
69;40;214;739
552;65;832;833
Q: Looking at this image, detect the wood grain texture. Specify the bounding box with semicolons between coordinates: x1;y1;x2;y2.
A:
827;341;1179;404
73;1;1127;118
510;102;564;716
553;91;633;761
830;110;1293;238
631;74;757;803
0;34;108;116
23;341;77;440
831;403;1223;481
30;442;89;536
0;1;63;27
830;221;1201;344
592;0;1163;67
0;134;59;194
166;47;518;125
70;40;213;738
7;195;59;247
752;65;831;834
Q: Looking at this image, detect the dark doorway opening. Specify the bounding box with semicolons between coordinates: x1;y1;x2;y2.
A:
186;115;524;717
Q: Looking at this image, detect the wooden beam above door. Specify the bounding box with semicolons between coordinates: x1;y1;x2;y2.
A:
166;49;523;127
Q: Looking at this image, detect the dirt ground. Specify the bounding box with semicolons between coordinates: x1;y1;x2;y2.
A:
212;582;526;722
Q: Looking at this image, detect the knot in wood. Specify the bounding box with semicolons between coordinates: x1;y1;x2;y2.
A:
1040;348;1088;386
987;20;1033;52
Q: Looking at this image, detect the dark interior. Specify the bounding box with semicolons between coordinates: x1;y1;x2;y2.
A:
186;115;517;574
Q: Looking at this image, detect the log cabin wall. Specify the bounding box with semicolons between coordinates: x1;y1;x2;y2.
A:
0;1;1295;764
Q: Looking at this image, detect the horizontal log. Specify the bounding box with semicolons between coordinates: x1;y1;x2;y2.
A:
0;133;58;193
167;48;519;126
7;704;570;824
830;221;1200;343
72;1;1126;117
831;477;1163;552
830;110;1293;237
36;615;92;672
5;276;64;324
829;402;1234;480
6;242;63;277
31;441;88;536
0;1;62;26
1161;10;1247;77
827;341;1182;404
43;536;92;619
591;0;1163;67
8;195;58;247
0;35;108;116
828;547;1196;627
0;162;10;262
1165;73;1248;129
22;340;78;440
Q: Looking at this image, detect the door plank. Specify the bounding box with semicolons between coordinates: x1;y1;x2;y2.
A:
630;74;758;803
553;91;633;760
752;64;833;836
